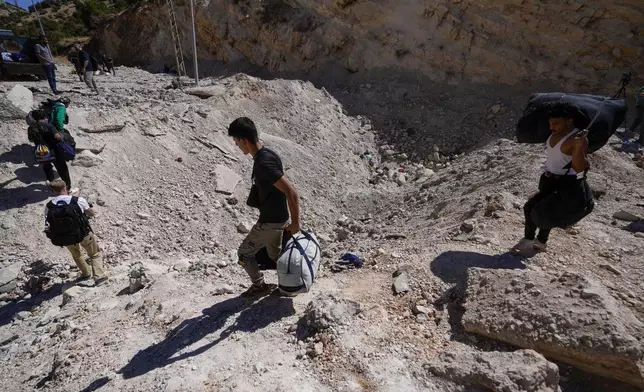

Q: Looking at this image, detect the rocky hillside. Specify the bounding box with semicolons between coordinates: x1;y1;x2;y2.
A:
92;0;643;155
0;0;138;51
1;65;644;392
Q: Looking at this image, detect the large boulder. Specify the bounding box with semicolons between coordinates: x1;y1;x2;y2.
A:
0;85;33;120
425;348;560;392
462;268;644;388
0;263;21;294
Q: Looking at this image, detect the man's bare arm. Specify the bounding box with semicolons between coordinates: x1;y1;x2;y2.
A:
570;131;588;173
274;176;300;233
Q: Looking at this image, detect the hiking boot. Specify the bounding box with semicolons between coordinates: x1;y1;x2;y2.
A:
272;287;299;297
241;283;274;299
74;274;92;282
533;240;548;252
94;277;109;286
511;238;534;253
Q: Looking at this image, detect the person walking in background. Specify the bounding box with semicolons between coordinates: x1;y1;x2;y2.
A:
67;49;84;82
78;45;99;94
34;35;59;95
102;54;116;76
626;85;644;146
27;110;76;193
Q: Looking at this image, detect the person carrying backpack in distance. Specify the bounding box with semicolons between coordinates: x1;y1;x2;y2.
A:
227;117;301;299
512;102;594;254
45;179;108;285
49;96;71;133
67;49;84;82
78;45;99;94
27;110;77;193
626;84;644;147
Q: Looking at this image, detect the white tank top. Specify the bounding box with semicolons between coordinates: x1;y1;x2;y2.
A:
545;129;578;176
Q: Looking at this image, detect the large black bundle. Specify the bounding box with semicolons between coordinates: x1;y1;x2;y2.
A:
516;93;627;153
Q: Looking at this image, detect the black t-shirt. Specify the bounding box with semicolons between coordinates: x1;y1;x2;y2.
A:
79;50;93;72
252;148;289;223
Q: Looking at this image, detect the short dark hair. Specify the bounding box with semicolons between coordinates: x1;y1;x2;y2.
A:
32;110;47;121
228;117;258;143
546;102;581;119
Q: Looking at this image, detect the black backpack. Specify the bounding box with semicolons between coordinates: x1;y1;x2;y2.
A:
516;93;627;153
45;197;91;246
90;55;99;71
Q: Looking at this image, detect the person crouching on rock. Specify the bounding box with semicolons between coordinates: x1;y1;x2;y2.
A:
45;180;108;285
512;102;594;254
228;117;301;299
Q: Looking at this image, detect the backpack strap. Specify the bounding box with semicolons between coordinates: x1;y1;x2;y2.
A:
46;200;56;209
293;238;316;283
70;196;78;206
300;230;321;250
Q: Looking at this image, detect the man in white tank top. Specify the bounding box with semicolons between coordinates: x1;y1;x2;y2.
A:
513;102;593;254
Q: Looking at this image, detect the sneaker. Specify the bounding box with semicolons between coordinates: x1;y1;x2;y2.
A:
74;274;92;282
273;288;299;297
511;238;534;253
94;277;109;286
533;240;548;252
241;283;275;299
69;188;80;196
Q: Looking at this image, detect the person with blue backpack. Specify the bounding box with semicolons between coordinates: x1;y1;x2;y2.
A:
27;110;76;193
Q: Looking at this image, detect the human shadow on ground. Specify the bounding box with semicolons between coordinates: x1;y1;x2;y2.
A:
0;282;63;327
78;376;110;392
0;183;50;211
0;143;33;165
430;251;526;288
118;294;295;379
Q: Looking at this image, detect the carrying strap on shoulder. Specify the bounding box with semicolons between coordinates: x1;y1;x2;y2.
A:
48;196;79;209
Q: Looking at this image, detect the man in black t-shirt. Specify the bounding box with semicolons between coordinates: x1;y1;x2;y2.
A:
228;117;301;299
78;45;99;93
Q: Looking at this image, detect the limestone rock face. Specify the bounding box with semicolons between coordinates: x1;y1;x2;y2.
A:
462;268;644;388
96;0;643;90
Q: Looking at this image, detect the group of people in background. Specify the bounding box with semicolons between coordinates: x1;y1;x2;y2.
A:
24;86;107;285
34;35;115;96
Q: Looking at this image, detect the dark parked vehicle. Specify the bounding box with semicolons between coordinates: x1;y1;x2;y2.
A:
0;29;46;80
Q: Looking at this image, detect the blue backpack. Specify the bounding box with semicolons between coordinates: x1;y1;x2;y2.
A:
56;139;76;161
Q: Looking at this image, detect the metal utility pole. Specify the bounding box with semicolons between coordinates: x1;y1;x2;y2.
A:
31;0;46;36
30;0;52;55
189;0;199;86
